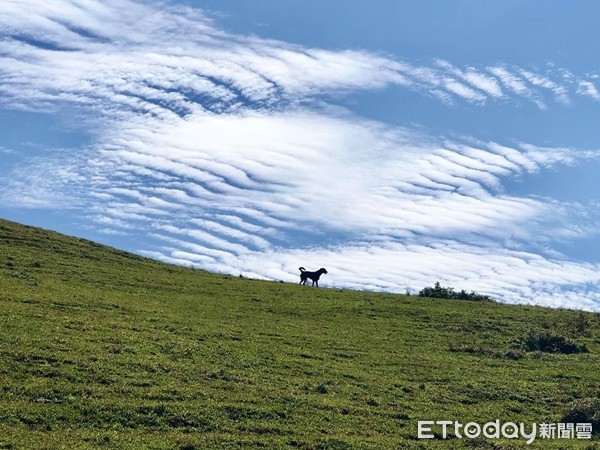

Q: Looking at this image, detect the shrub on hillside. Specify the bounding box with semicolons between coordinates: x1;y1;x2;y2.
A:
561;398;600;435
418;282;493;302
515;330;588;354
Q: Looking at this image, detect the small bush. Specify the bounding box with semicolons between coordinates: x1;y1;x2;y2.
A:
418;282;493;302
561;398;600;435
504;349;523;360
316;383;329;394
574;312;590;335
316;439;353;450
517;330;588;354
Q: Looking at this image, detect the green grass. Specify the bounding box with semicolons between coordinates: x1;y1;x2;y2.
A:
0;218;599;449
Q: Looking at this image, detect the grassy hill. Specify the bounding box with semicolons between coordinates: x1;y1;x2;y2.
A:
0;218;598;449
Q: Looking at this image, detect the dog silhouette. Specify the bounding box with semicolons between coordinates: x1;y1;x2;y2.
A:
298;267;328;287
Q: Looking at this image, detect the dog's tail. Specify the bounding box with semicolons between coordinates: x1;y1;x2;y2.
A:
299;267;306;272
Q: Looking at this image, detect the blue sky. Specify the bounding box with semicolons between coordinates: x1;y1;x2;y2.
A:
1;0;600;310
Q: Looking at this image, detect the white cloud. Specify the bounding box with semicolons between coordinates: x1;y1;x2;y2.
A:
0;0;592;117
434;60;503;100
577;80;600;100
519;69;570;104
462;68;503;98
488;66;530;96
442;78;487;103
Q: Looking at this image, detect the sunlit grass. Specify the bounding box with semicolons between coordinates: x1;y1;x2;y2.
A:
0;218;598;449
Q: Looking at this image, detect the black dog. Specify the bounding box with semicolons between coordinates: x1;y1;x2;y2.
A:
299;267;328;287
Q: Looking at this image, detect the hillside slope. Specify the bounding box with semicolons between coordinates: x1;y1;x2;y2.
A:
0;218;598;449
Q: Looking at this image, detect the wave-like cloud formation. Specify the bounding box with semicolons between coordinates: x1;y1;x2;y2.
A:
1;0;600;310
2;0;600;112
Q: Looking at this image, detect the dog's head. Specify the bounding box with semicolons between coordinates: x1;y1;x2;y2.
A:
319;268;328;274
